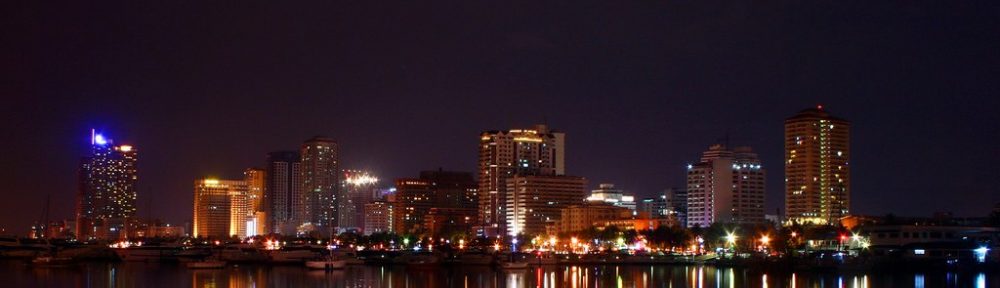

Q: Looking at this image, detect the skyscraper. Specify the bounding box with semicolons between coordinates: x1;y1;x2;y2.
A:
685;145;765;228
301;136;339;235
244;168;266;236
75;129;138;240
478;124;565;236
505;175;586;236
785;106;850;225
192;179;249;238
265;151;302;235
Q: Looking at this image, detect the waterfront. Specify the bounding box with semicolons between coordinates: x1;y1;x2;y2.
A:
3;260;997;288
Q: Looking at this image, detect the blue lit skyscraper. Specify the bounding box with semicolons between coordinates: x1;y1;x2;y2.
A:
75;129;138;240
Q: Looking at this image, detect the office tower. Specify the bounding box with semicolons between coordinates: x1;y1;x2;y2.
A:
341;170;379;231
301;136;339;235
505;175;586;236
586;183;637;211
265;151;302;235
478;124;565;236
193;179;249;239
685;145;766;228
363;201;392;235
244;168;266;236
390;170;476;234
75;129;138;240
785;106;851;225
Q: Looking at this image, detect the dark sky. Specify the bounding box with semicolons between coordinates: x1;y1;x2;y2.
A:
3;2;999;232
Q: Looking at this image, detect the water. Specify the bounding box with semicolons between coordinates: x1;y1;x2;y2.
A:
3;260;997;288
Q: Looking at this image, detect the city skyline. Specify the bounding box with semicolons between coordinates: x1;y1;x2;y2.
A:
4;2;1000;234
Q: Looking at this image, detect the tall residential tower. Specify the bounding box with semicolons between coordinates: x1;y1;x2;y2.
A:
478;124;564;236
785;106;850;225
301;136;339;235
265;151;302;235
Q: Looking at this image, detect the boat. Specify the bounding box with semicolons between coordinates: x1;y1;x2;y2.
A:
499;261;529;269
31;256;75;267
186;260;227;269
114;244;181;262
268;246;321;263
219;244;268;263
175;247;213;262
305;258;347;270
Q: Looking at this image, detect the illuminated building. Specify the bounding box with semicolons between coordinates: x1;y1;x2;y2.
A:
363;201;392;235
75;129;138;240
265;151;302;235
478;124;565;236
301;136;339;235
785;106;850;225
193;179;249;238
390;170;476;234
505;175;586;236
585;183;637;211
685;144;766;228
556;203;631;234
244;168;266;236
340;170;379;231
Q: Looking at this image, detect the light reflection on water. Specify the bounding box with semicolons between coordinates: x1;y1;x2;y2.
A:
1;260;996;288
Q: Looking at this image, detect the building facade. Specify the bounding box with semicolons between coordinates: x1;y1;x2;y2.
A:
685;145;766;227
75;130;138;240
390;170;477;234
556;204;631;234
301;136;339;235
478;124;565;236
265;151;302;235
785;106;851;225
505;175;586;237
586;183;637;212
193;179;249;239
340;170;380;231
363;201;392;235
244;168;266;236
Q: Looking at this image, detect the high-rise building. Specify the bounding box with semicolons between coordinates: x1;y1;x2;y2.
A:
390;170;476;234
301;136;339;235
363;201;392;235
478;124;565;236
193;179;249;239
265;151;302;235
785;106;850;225
685;145;766;228
75;129;138;240
505;175;586;236
340;170;380;231
244;168;266;236
586;183;637;212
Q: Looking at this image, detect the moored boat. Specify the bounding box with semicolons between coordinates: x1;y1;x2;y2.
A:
305;258;347;270
187;260;227;269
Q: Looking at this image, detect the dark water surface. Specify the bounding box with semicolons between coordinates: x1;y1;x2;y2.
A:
3;260;997;287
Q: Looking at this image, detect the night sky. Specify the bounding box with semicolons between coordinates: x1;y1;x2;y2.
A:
3;2;999;232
